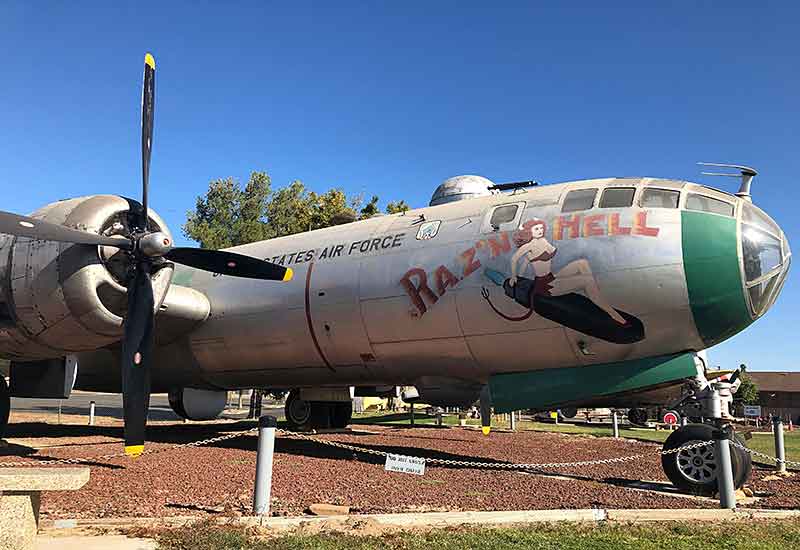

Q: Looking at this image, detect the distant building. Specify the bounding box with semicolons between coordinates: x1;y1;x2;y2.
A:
749;371;800;422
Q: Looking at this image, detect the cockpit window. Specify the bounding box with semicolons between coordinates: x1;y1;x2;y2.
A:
490;204;519;227
741;202;786;316
686;193;734;217
599;188;635;208
641;188;679;209
561;189;597;212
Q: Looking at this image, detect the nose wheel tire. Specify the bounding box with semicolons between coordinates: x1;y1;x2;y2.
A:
0;376;9;439
661;423;752;496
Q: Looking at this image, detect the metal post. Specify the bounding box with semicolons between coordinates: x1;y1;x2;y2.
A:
612;410;620;438
713;423;736;509
58;400;62;424
510;410;517;431
773;416;786;473
253;415;277;515
436;410;442;426
89;401;96;426
410;403;415;426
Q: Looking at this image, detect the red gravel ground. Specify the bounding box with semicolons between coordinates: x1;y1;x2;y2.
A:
2;415;799;520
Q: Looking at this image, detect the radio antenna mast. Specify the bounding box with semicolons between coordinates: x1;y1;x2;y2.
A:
697;162;758;202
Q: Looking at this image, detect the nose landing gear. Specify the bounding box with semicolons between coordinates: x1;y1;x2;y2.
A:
660;368;752;495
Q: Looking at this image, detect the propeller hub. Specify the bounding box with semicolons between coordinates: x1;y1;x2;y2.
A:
138;231;172;258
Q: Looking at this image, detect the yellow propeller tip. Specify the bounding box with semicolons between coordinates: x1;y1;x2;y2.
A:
481;426;491;436
144;53;155;70
283;267;294;281
124;444;144;457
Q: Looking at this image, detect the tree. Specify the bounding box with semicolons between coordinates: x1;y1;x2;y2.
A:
183;171;271;249
734;364;760;406
184;171;406;249
386;200;410;214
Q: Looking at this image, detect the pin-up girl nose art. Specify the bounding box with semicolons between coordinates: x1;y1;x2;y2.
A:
482;218;645;344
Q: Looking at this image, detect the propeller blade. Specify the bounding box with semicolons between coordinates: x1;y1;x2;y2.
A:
121;261;155;457
165;248;294;281
139;53;156;231
0;210;133;249
479;385;492;436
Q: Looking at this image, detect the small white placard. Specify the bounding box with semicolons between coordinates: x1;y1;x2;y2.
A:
384;453;426;476
743;405;762;417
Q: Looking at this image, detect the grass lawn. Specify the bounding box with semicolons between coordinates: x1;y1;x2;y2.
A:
351;411;800;468
151;520;800;550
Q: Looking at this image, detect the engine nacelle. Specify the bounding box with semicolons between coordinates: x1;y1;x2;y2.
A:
168;388;227;420
0;195;173;360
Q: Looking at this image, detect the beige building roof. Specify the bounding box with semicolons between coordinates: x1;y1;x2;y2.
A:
749;372;800;393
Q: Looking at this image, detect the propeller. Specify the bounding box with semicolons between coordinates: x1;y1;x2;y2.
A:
0;53;293;457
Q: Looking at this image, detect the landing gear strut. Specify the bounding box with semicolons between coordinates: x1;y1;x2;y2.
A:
660;366;752;495
284;389;352;430
0;376;9;439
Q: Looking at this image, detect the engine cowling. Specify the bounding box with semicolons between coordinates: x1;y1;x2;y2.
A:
168;388;227;420
0;195;173;360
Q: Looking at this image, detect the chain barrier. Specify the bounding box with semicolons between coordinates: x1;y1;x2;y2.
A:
2;424;796;473
0;427;259;467
731;440;800;469
274;428;715;470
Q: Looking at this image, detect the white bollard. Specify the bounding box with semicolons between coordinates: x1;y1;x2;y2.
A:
89;401;96;426
253;415;278;515
612;410;620;438
773;416;786;473
714;424;737;509
510;410;517;431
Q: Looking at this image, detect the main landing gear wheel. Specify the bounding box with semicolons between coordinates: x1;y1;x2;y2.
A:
284;390;353;430
661;423;752;496
0;375;9;439
285;390;312;427
627;408;649;426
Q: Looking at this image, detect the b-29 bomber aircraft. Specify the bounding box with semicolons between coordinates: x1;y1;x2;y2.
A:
0;54;790;496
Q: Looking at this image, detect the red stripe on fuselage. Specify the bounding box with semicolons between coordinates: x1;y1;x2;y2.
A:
304;262;335;372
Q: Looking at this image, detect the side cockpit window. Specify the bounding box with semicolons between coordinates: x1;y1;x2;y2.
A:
561;189;597;212
490;204;519;227
685;193;734;217
641;188;680;209
599;187;635;208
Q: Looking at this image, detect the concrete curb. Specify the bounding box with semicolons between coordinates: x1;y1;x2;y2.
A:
40;508;800;534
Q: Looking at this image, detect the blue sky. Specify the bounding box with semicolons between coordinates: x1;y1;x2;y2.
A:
1;2;798;370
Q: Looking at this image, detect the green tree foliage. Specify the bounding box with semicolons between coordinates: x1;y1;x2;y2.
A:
734;364;760;405
184;172;407;249
386;199;411;214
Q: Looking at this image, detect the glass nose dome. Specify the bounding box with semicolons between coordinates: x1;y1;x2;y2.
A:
741;202;790;316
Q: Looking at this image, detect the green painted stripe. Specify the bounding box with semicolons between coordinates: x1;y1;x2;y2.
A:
681;211;751;347
489;353;697;413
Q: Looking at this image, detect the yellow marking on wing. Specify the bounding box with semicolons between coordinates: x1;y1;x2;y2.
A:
283;267;294;281
144;53;155;70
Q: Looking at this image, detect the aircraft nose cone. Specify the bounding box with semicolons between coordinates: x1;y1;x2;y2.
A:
741;202;790;317
681;210;752;347
681;201;789;348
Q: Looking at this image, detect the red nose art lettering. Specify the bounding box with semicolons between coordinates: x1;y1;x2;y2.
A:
633;211;660;237
554;215;581;240
487;233;511;257
608;213;632;236
400;268;438;315
434;265;459;296
460;246;482;278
